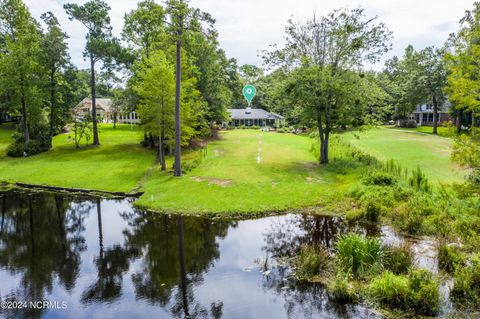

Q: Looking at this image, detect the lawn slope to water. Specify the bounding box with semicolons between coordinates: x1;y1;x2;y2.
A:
136;130;354;214
0;124;155;192
344;127;464;183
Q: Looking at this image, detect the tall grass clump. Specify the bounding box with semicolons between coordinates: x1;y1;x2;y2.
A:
451;254;480;304
336;233;382;276
438;243;465;274
409;166;432;193
327;271;356;302
295;245;330;280
368;269;439;316
382;243;413;275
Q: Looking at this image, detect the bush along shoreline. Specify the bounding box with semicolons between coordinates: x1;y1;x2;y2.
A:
297;135;480;317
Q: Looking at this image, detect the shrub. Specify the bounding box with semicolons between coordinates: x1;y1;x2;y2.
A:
362;171;397;187
393;207;424;235
382;243;413;275
327;271;356;302
438;243;465;273
336;233;382;276
7;139;51;157
407;269;440;316
393;195;440;235
368;271;410;309
351;148;377;165
295;245;330;280
451;254;480;303
277;127;291;133
368;270;439;316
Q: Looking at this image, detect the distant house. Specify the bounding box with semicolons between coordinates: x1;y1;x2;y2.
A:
0;112;12;123
226;107;285;127
408;102;451;126
73;97;140;124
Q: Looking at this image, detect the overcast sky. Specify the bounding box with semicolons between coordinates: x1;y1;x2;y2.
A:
24;0;474;70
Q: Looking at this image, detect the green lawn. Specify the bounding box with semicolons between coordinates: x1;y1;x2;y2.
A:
135;130;355;215
0;124;155;192
0;124;13;155
388;125;452;137
344;127;464;183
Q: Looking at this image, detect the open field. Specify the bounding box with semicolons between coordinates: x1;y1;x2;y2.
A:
0;124;155;192
0;124;467;214
344;127;464;183
136;130;357;214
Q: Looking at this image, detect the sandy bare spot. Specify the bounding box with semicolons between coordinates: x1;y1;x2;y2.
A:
213;148;224;157
303;162;318;169
191;176;233;187
305;176;324;184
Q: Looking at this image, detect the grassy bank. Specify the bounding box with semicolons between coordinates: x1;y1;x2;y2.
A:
136;130;360;215
344;127;464;183
0;124;155;193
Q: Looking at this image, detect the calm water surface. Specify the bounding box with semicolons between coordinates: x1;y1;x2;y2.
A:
0;190;439;319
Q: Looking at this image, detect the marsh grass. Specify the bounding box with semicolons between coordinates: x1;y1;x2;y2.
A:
295;244;331;280
335;233;382;276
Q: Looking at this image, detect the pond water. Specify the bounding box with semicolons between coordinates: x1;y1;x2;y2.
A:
0;190;442;319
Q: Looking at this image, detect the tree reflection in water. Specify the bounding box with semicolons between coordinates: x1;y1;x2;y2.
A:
0;191;383;319
122;211;234;318
0;191;88;319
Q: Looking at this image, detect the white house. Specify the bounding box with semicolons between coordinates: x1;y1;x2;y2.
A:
407;102;451;126
73;97;140;124
226;107;285;127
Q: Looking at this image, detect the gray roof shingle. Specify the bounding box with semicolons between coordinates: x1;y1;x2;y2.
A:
227;108;285;120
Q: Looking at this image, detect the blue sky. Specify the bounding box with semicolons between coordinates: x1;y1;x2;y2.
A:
24;0;475;70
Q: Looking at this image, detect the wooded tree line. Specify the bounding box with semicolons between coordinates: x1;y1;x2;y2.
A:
249;5;480;165
0;0;243;163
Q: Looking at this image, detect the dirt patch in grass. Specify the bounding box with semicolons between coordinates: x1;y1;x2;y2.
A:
191;176;233;187
303;162;319;169
306;176;324;184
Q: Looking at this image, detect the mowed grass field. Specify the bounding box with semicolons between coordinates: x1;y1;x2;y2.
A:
0;124;155;192
344;127;464;183
136;130;354;214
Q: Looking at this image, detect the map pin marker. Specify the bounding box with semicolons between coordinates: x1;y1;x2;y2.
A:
243;85;257;106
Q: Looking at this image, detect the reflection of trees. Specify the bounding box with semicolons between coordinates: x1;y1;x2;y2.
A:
0;191;88;319
121;211;235;318
261;214;381;319
81;199;140;304
263;214;350;260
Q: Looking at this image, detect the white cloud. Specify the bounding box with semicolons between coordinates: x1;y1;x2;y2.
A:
23;0;474;70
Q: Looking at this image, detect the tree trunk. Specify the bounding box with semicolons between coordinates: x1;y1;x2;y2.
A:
90;55;100;146
113;112;117;129
174;22;183;177
320;132;330;164
317;114;329;165
20;75;29;143
49;70;55;146
149;133;155;149
432;95;438;135
456;110;462;133
159;131;166;171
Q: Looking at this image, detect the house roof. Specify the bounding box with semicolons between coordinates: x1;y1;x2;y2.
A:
75;98;113;112
227;108;285;120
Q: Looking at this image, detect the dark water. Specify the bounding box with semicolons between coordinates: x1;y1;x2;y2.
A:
0;190;437;319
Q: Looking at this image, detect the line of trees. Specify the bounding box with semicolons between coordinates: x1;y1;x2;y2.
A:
0;0;243;171
255;5;480;166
